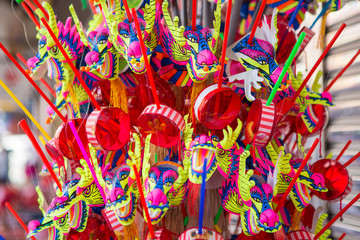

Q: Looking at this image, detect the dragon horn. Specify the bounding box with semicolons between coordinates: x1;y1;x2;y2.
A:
113;0;124;24
239;151;251;201
211;0;222;52
162;1;186;47
69;4;89;47
173;160;189;190
42;2;58;37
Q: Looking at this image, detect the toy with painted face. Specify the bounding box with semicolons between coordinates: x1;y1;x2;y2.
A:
244;175;282;235
142;156;190;224
98;0;156;74
178;227;224;240
154;0;221;86
85;26;128;80
267;141;327;211
104;133;151;226
225;9;290;101
29;3;100;120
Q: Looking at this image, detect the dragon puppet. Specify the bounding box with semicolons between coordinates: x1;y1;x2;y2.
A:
224;8;290;102
149;0;221;87
27;3;101;121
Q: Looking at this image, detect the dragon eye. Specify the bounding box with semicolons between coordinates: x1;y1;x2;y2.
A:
120;173;129;181
150;177;156;183
259;60;267;65
253;197;261;203
165;182;173;187
189;37;197;43
120;33;129;38
97;39;107;44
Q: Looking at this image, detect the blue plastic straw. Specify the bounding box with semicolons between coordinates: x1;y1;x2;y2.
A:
198;159;207;235
288;0;304;28
310;0;332;29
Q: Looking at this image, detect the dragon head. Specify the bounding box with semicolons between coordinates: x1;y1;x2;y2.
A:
144;161;188;224
242;176;281;235
85;27;125;80
162;0;221;83
99;0;156;74
104;164;138;225
228;8;290;91
45;176;81;218
188;134;219;184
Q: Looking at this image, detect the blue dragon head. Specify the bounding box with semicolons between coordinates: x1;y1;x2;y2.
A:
104;164;138;226
98;0;156;74
161;0;221;84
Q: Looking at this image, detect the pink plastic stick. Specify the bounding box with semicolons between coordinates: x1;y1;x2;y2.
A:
68;121;107;203
275;138;319;213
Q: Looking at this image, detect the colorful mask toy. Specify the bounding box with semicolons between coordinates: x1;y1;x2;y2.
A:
142;155;190;224
104;133;150;226
225;9;290;101
98;0;156;74
152;0;221;86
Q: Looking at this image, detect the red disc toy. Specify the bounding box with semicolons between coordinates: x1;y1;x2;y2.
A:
310;159;352;202
55;118;89;161
86;107;130;151
194;84;241;130
245;99;276;147
138;104;185;148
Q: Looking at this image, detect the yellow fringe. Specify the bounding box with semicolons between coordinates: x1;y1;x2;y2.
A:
110;77;128;113
189;81;207;124
122;222;139;240
317;10;330;49
289;210;302;232
68;83;80;114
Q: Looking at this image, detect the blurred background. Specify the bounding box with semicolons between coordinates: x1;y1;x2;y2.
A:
0;0;358;239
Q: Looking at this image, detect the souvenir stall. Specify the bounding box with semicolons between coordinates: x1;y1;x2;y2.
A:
0;0;359;239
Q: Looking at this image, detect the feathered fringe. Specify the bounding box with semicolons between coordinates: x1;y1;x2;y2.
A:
110;77;128;113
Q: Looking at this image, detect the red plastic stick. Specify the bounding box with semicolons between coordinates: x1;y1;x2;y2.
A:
291;23;346;103
5;202;37;240
21;2;40;28
16;53;56;97
324;49;360;92
335;140;352;161
24;0;37;11
217;0;233;88
248;0;267;44
338;233;346;240
132;165;155;239
19;120;62;191
0;43;67;122
192;0;197;31
275;138;319;213
40;18;101;110
343;151;360;168
31;0;49;19
123;0;133;22
314;192;360;239
132;8;160;109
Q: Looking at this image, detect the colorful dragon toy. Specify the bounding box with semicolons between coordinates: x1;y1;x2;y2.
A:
150;0;221;87
142;140;190;224
96;0;156;74
266;140;327;211
28;3;101;120
220;150;282;236
225;8;290;101
104;133;150;226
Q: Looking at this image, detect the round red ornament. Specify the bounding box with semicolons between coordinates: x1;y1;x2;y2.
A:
86;107;130;151
310;159;352;202
138;104;185;148
194;84;241;130
55;118;89;161
244;99;276;147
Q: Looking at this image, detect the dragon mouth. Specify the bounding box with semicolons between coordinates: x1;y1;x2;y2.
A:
257;219;282;232
106;192;130;210
47;191;77;217
191;147;216;174
115;194;133;218
147;206;168;223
